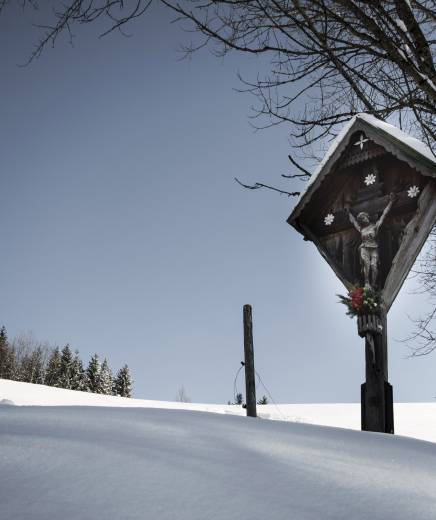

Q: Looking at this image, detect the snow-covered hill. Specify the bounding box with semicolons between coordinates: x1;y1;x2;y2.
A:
1;379;436;443
1;404;436;520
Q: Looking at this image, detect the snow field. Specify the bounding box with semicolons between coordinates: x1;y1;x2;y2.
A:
1;379;436;443
1;406;436;519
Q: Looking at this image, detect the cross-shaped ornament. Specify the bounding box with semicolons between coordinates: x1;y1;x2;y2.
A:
354;133;369;150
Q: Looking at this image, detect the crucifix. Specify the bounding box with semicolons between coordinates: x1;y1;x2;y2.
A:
322;158;400;433
288;116;436;434
347;192;396;290
316;158;420;292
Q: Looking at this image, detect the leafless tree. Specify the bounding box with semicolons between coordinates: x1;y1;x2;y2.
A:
9;332;51;383
175;385;191;403
166;0;435;192
3;1;436;351
407;229;436;356
4;1;434;194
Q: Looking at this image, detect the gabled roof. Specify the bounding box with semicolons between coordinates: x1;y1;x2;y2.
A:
289;114;436;226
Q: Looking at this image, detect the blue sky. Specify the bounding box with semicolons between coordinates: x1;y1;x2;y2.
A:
1;3;435;403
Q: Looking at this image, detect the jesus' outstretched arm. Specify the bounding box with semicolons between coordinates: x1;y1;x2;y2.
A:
375;192;396;232
347;209;361;232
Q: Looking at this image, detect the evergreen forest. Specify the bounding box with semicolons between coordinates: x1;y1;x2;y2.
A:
0;326;133;397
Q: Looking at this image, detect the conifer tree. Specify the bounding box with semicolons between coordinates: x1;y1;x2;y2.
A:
114;365;133;398
99;359;113;395
58;344;74;389
0;327;7;373
86;354;101;393
0;326;15;380
44;347;61;387
20;347;46;384
257;395;269;405
71;350;88;391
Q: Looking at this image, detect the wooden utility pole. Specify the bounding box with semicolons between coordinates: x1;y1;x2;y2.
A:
243;304;257;418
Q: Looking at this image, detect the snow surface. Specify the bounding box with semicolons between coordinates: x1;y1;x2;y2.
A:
2;405;436;520
1;379;436;443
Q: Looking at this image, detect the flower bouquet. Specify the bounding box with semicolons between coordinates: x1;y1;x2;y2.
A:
338;286;380;317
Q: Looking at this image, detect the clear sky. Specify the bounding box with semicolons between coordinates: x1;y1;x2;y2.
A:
1;3;435;404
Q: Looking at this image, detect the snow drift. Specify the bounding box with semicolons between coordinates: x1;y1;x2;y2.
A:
1;405;436;520
1;379;436;443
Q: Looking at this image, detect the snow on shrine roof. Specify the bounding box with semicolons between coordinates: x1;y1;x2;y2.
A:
357;113;436;165
289;113;436;225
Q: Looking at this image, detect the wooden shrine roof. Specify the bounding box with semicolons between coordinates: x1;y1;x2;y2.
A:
288;114;436;230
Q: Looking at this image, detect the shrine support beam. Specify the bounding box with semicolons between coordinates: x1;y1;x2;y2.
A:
360;311;394;434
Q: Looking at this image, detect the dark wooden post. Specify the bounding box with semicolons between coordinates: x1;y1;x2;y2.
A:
360;310;394;433
243;304;257;418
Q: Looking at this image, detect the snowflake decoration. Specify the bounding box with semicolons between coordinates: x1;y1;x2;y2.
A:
324;213;335;226
354;134;369;150
364;173;376;186
407;185;420;198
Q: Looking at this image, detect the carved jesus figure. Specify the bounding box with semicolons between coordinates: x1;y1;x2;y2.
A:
347;193;396;289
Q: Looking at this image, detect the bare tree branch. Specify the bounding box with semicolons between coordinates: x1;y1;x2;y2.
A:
6;0;436;353
282;154;311;179
234;177;300;197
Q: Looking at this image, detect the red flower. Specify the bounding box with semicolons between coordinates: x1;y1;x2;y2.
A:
350;287;364;311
